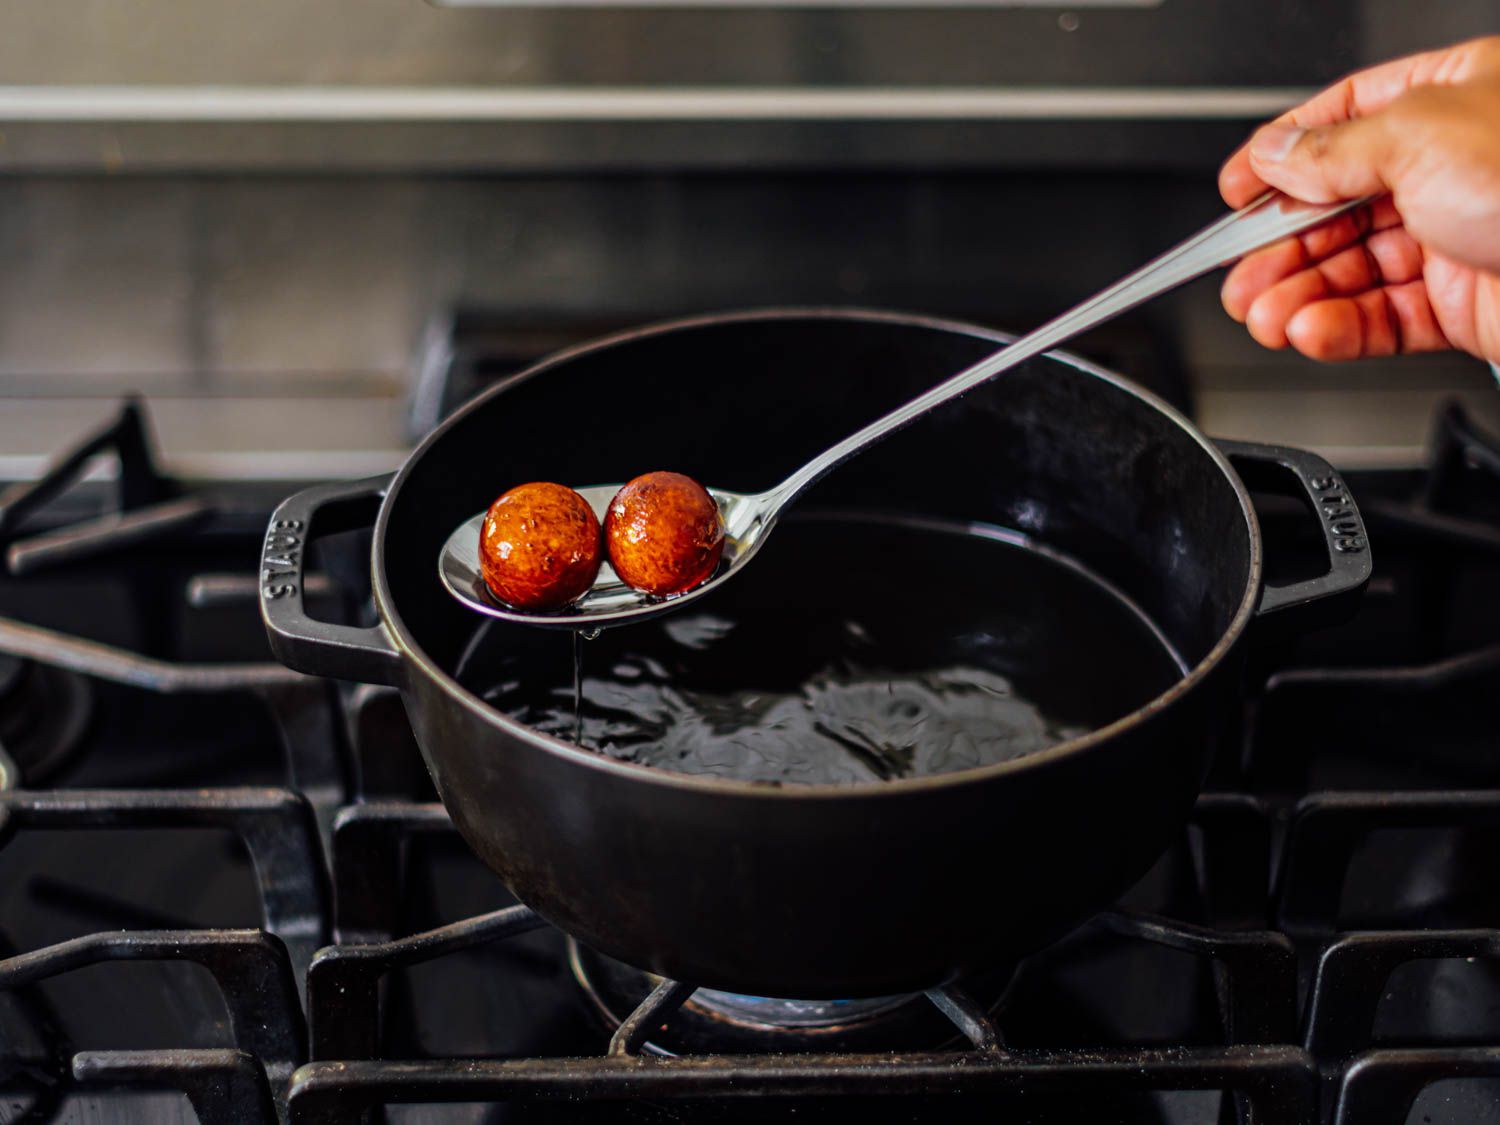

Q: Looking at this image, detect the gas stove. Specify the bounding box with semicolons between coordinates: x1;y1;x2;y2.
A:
3;393;1500;1125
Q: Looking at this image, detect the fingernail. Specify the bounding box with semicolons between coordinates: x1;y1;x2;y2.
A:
1250;123;1305;163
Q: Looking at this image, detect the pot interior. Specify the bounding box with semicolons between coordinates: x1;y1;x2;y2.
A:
454;510;1190;783
381;311;1255;761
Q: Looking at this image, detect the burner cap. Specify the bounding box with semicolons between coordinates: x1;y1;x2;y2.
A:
568;939;1015;1056
0;656;92;786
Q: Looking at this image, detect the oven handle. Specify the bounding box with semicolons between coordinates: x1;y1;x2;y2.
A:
260;474;404;687
1216;440;1372;624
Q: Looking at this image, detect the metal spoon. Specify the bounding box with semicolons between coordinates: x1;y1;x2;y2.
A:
441;191;1371;630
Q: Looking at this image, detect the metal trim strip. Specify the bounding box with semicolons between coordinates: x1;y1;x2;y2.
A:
0;84;1312;122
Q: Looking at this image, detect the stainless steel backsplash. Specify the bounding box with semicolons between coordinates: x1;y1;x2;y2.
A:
0;171;1297;383
0;0;1492;172
0;0;1488;88
0;0;1494;471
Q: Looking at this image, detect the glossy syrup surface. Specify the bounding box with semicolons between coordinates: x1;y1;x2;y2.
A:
456;513;1187;785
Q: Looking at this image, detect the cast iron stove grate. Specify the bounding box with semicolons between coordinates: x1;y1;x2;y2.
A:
5;401;1500;1123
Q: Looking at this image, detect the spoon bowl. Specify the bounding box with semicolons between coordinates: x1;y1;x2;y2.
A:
438;483;781;629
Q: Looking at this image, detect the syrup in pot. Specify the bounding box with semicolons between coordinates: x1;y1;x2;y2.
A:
456;513;1187;785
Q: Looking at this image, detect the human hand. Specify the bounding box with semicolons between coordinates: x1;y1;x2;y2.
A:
1219;36;1500;364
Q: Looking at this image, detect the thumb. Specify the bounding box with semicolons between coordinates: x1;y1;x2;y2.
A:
1247;112;1403;204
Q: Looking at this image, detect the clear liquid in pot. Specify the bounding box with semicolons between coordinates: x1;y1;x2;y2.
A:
455;513;1187;786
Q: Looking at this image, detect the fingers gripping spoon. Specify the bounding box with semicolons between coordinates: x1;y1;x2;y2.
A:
441;191;1372;630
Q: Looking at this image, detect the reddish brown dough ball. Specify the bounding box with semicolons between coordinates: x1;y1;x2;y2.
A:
605;472;725;597
479;482;603;611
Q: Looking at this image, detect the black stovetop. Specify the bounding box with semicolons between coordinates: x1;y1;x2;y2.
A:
3;399;1500;1125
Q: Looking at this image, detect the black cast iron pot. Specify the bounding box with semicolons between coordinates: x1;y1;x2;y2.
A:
261;309;1370;999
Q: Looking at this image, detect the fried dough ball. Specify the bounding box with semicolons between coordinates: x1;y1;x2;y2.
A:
604;472;725;597
479;482;602;610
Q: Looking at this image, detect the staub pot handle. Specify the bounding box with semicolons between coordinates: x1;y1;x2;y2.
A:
260;473;403;686
1216;440;1373;625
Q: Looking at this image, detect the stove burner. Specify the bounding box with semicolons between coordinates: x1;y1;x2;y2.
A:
567;938;1015;1055
688;990;912;1029
0;654;91;786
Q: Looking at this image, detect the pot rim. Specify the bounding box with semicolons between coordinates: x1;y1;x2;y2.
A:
372;306;1263;799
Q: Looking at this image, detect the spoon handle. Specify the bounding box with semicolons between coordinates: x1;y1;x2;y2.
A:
775;191;1374;502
